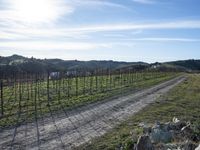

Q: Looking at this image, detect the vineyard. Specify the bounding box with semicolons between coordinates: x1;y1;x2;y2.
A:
0;71;178;128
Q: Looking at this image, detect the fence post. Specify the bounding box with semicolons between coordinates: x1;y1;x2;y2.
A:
75;73;78;96
47;72;50;106
19;76;22;113
0;80;3;116
83;72;86;94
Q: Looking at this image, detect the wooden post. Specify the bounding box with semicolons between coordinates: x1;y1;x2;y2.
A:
0;80;4;116
47;72;50;106
75;73;78;96
100;69;103;92
58;76;61;100
19;76;22;113
95;70;98;91
109;69;112;90
83;71;86;94
67;77;70;98
90;73;93;94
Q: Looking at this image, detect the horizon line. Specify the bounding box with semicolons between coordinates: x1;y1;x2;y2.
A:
1;54;199;64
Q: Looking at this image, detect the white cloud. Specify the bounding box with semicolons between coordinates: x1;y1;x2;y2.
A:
0;41;113;52
122;38;200;42
1;20;200;40
0;0;73;25
0;40;131;59
0;31;27;39
74;0;128;9
70;20;200;32
2;0;198;42
0;0;130;41
132;0;155;4
0;0;128;26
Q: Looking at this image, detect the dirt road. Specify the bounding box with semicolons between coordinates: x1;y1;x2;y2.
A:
0;76;185;150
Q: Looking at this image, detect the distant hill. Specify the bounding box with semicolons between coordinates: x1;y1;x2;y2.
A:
0;55;199;76
0;55;147;75
165;59;200;71
149;60;200;72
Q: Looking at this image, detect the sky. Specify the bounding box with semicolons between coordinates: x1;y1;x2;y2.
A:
0;0;200;62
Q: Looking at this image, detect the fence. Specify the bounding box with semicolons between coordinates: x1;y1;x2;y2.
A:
0;70;175;128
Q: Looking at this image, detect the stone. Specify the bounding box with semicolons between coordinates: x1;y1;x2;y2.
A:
135;135;154;150
169;121;187;131
150;129;172;143
181;125;194;140
163;143;180;150
149;123;173;143
173;117;180;123
195;144;200;150
182;141;197;150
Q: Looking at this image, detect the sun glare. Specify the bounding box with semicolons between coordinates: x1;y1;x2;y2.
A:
8;0;66;23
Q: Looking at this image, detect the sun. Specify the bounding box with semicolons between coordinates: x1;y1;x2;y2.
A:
8;0;67;24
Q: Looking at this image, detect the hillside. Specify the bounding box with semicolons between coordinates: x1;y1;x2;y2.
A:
166;59;200;71
0;55;200;76
0;55;147;75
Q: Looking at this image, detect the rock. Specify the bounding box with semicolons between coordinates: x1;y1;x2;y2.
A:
163;122;171;131
149;123;173;143
135;135;154;150
195;144;200;150
150;129;172;143
138;122;151;134
163;143;181;150
182;141;198;150
143;127;152;135
169;121;187;131
135;119;199;150
181;125;194;140
173;117;180;123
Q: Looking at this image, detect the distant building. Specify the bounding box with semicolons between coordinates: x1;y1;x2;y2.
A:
49;72;60;79
151;62;161;69
65;71;77;77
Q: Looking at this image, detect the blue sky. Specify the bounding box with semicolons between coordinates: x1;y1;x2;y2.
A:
0;0;200;62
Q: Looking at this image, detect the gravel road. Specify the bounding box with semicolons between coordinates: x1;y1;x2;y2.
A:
0;76;185;150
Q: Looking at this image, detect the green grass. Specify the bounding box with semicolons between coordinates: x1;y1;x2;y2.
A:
0;72;178;128
78;74;200;150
